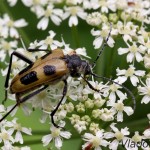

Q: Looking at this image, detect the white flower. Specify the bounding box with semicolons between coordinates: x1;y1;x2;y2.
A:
138;78;150;104
7;118;32;144
82;130;109;150
143;128;150;139
74;120;87;133
92;0;116;13
63;6;87;27
116;65;145;86
0;128;14;146
66;0;82;5
86;12;103;26
0;105;6;119
0;50;6;62
138;34;150;54
107;99;134;122
107;81;127;102
116;21;138;41
91;23;117;49
42;122;71;149
104;123;130;150
37;4;63;30
83;81;108;99
100;108;115;121
118;42;146;63
37;30;63;49
12;146;31;150
7;0;18;6
1;14;28;38
0;39;18;58
22;0;48;7
144;54;150;69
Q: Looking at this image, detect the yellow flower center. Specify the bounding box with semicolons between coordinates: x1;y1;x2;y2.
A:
14;123;22;131
33;0;40;5
2;41;11;51
101;30;109;38
92;136;101;147
110;84;118;92
129;45;138;53
147;87;150;95
70;7;78;16
115;131;124;141
125;67;135;77
51;128;60;138
114;102;124;111
45;36;53;45
45;9;52;17
0;132;9;140
7;20;14;27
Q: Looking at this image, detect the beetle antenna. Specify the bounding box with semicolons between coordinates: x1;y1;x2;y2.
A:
90;73;136;110
0;103;18;122
92;22;112;69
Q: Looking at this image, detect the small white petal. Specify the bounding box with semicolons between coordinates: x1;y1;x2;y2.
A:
93;37;103;49
60;131;71;139
130;75;139;86
127;53;134;62
55;137;62;148
69;15;78;27
141;95;150;104
109;139;119;150
146;78;150;86
118;48;129;55
124;107;134;115
22;127;32;135
104;132;114;139
116;90;126;99
107;37;115;48
135;52;143;62
135;70;145;76
123;34;132;43
91;28;101;36
77;11;87;19
117;76;127;84
109;92;116;101
15;131;23;144
37;17;49;30
10;27;19;38
14;19;28;27
42;134;52;146
117;111;123;122
51;15;62;26
110;123;118;132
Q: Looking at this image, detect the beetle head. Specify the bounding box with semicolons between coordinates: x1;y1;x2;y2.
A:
65;54;92;78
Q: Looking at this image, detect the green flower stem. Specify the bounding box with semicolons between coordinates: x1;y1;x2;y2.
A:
71;25;80;48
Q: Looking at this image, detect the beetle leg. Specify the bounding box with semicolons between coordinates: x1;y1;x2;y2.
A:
27;48;50;52
50;80;67;128
2;52;33;104
0;85;48;122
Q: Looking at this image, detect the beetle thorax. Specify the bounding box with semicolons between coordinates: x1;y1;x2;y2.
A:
64;54;91;77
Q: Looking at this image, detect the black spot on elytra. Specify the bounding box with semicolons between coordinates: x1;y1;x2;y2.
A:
19;63;34;75
41;51;52;60
43;65;56;75
20;71;38;85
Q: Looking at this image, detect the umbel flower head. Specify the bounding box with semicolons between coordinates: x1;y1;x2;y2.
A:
0;0;150;149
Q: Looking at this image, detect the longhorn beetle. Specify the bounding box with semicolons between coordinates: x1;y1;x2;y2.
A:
0;25;136;128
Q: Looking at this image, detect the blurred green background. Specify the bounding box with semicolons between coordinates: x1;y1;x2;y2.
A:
0;1;150;149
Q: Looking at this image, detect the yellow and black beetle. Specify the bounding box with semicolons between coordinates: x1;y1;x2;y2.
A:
0;27;136;128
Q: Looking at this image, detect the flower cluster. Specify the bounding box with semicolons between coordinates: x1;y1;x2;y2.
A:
0;0;150;149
